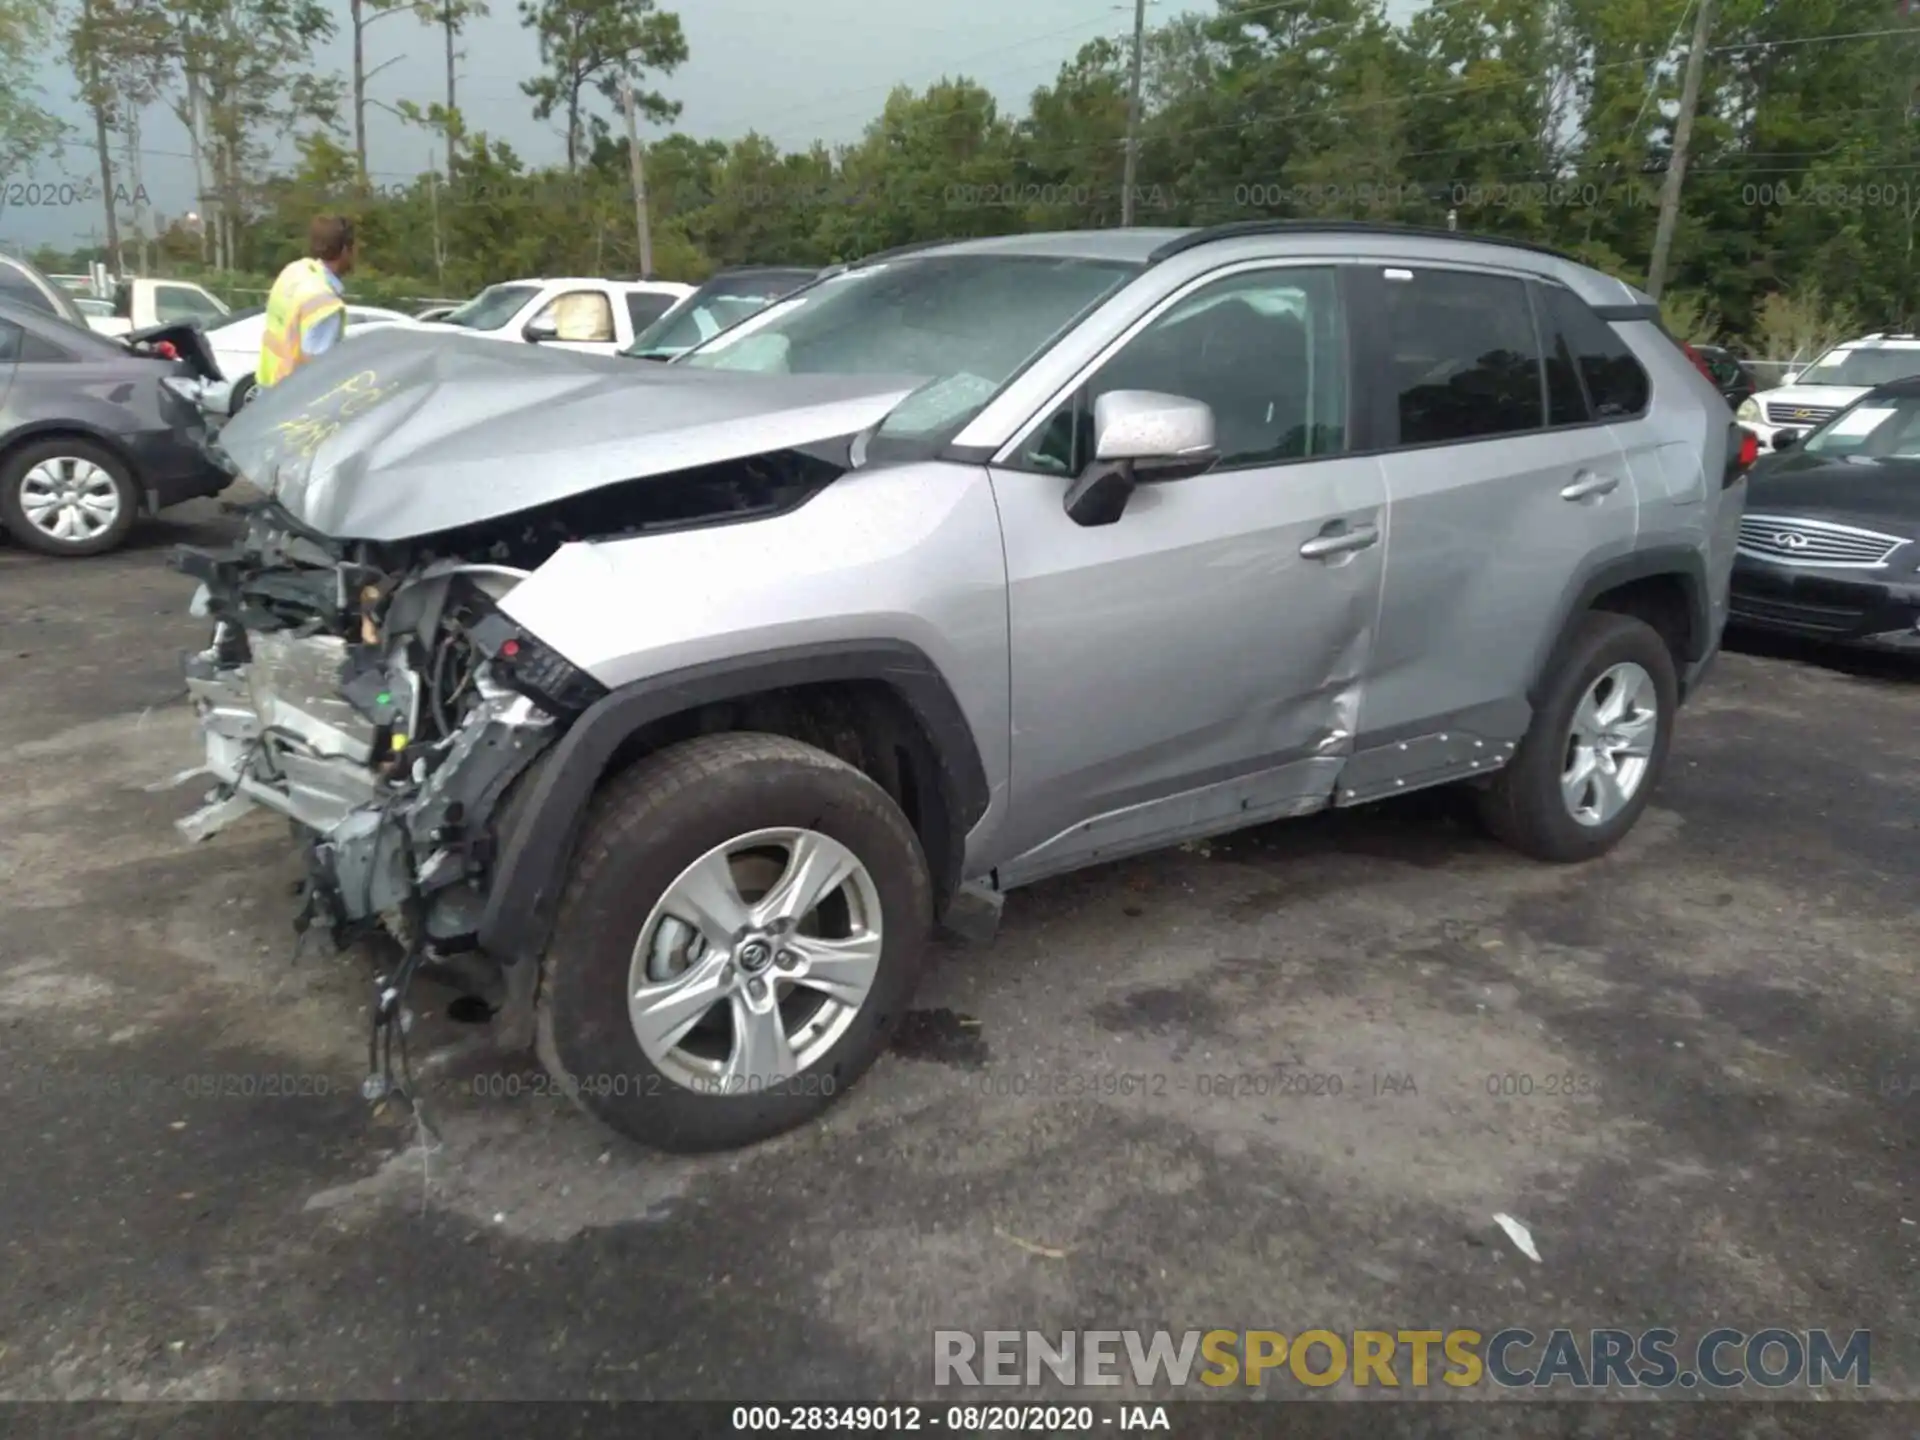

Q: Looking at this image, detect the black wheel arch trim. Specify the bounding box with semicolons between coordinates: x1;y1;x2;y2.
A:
476;638;990;967
1528;544;1713;705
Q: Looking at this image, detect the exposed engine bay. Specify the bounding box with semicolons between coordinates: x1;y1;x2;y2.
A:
167;447;842;1093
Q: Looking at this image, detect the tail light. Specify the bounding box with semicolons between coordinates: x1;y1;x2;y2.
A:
1724;422;1758;487
1681;342;1717;384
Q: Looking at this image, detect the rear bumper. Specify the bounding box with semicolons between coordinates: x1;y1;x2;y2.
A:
132;427;230;512
1729;556;1920;651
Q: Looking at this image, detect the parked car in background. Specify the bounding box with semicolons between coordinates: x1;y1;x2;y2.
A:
1693;344;1760;409
1735;334;1920;449
0;254;96;329
425;276;694;355
1728;380;1920;653
205;303;422;406
88;277;231;338
0;297;229;556
623;266;821;360
414;303;458;322
74;297;114;321
172;221;1747;1154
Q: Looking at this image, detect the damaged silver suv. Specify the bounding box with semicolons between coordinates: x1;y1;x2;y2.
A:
170;223;1750;1153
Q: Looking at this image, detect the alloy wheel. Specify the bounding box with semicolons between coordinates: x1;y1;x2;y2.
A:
627;827;884;1092
1561;661;1659;827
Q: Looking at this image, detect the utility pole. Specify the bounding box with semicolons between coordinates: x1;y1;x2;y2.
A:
1120;0;1148;226
426;151;444;289
1647;0;1714;300
620;75;653;278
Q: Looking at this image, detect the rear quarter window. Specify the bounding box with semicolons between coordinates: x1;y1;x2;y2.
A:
1538;284;1650;419
0;272;56;316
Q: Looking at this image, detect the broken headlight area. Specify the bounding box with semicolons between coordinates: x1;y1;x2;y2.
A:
169;506;606;966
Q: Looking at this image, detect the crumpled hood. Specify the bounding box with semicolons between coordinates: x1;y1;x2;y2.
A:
212;324;925;540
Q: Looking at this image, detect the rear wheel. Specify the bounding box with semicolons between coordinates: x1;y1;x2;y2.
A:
535;732;934;1153
1476;610;1677;863
229;375;258;410
0;438;139;557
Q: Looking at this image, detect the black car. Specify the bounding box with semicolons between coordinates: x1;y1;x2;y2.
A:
621;265;821;361
0;296;229;557
1694;344;1760;408
1728;378;1920;652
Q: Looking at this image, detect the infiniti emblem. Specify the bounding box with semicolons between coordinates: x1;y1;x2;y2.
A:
1774;531;1810;549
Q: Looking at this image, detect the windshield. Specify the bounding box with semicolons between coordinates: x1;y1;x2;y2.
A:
678;255;1140;440
626;284;807;356
438;283;540;331
1798;346;1920;388
1801;393;1920;459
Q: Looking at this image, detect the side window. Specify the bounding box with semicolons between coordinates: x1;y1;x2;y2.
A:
1536;285;1590;427
0;318;21;362
624;291;676;332
0;272;56;316
536;289;616;342
1019;266;1348;474
155;284;225;323
1381;268;1543;446
1539;284;1650;419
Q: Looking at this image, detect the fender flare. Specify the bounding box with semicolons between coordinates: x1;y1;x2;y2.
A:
476;638;991;966
1527;544;1713;704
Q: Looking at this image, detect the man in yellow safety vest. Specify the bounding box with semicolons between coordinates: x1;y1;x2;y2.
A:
256;215;357;390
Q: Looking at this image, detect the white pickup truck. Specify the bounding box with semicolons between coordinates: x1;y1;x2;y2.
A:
86;277;231;338
425;276;693;355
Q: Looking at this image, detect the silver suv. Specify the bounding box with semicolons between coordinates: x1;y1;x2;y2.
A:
170;222;1750;1153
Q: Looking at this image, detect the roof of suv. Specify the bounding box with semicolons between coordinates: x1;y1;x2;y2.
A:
857;221;1588;268
850;222;1648;313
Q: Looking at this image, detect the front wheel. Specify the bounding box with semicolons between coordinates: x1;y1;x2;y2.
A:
535;732;934;1153
1475;610;1678;863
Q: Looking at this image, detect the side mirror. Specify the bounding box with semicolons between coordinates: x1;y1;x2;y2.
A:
1062;390;1219;528
1771;429;1801;452
522;316;559;343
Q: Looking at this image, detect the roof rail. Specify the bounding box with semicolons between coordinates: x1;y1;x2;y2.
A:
1146;219;1580;266
844;238;951;269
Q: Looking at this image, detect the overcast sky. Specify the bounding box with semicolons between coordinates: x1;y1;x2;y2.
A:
6;0;1423;250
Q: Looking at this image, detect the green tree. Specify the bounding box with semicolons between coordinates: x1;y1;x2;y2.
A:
0;0;68;195
519;0;686;172
67;0;171;270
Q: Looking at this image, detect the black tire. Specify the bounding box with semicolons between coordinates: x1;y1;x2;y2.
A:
0;436;140;557
535;731;934;1154
229;375;257;411
1475;610;1679;863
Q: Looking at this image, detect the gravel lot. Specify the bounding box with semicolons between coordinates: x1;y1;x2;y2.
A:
1;498;1916;1430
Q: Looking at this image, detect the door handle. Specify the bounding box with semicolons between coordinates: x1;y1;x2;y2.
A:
1561;471;1620;501
1299;522;1380;560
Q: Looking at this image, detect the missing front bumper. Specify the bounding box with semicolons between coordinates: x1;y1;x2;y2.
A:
171;625;558;948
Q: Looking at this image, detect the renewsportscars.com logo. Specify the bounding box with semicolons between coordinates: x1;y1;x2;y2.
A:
933;1328;1871;1391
